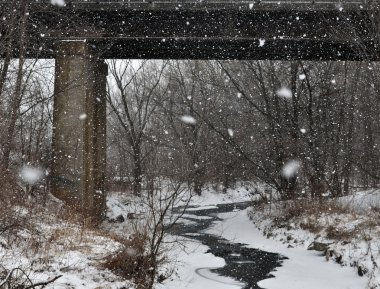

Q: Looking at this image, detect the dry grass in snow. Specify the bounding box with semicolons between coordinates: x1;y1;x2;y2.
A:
0;193;134;289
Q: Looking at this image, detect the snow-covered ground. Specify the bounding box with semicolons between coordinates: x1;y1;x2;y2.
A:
0;183;258;289
340;188;380;213
0;205;134;289
0;192;151;288
1;185;378;289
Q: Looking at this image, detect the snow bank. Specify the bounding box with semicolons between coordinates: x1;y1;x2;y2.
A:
246;189;380;289
207;210;367;289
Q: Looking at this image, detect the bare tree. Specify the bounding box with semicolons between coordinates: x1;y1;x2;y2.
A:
161;61;219;195
107;60;168;195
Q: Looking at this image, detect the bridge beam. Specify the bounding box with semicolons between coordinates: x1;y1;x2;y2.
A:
51;41;107;225
14;4;379;61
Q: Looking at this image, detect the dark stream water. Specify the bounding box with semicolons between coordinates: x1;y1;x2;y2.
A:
171;202;287;289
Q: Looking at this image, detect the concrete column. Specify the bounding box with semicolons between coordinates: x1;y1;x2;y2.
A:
51;41;107;225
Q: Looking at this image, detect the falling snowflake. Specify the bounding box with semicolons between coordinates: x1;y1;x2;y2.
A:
299;74;306;80
126;247;137;256
50;0;65;7
79;113;87;120
276;87;292;99
228;128;234;137
20;166;44;185
258;39;265;47
180;115;197;125
281;160;301;179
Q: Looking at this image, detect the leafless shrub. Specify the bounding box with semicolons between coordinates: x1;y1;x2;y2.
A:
103;178;190;289
298;222;324;234
278;198;352;223
0;169;29;239
102;232;153;289
0;266;61;289
325;225;358;241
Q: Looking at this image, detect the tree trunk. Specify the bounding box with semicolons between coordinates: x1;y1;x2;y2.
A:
193;172;202;196
1;0;28;171
132;145;142;195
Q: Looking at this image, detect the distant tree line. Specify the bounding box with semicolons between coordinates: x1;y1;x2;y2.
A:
106;60;380;198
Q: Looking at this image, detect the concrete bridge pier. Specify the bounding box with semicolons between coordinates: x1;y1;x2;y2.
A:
51;41;107;225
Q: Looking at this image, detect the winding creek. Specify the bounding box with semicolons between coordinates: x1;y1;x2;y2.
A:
171;202;287;289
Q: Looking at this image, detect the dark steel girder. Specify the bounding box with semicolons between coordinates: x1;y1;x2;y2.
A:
23;37;377;61
2;2;379;60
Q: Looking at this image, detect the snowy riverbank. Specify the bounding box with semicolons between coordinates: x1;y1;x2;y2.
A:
247;189;380;289
159;186;378;289
208;208;367;289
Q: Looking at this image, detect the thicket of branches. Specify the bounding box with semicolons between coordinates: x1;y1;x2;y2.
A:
0;58;379;199
106;60;380;198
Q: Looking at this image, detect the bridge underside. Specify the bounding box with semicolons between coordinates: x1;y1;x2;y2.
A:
8;3;380;60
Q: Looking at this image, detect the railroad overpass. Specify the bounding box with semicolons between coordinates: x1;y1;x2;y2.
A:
1;0;379;60
1;0;378;224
